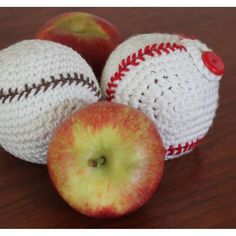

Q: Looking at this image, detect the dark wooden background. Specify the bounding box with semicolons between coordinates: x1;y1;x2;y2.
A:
0;7;235;228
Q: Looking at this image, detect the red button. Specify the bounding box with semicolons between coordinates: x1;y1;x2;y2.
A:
202;51;224;76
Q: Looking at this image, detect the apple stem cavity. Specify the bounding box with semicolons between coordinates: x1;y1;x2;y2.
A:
88;156;106;168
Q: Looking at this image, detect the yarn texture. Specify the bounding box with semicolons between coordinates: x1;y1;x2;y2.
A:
101;33;224;160
0;40;101;164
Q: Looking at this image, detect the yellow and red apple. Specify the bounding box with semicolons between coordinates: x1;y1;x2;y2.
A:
36;12;122;79
47;102;164;218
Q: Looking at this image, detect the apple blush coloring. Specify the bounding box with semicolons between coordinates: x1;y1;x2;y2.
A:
36;12;122;79
47;102;165;218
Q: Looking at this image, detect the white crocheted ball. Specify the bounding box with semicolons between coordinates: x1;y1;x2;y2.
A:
101;33;224;160
0;40;101;164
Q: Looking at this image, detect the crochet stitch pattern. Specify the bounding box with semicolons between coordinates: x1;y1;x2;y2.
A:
0;40;101;164
106;42;186;101
0;73;100;104
101;33;223;160
165;139;201;156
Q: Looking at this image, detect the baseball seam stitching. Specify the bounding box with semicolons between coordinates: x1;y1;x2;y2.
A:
105;42;186;101
0;73;100;104
105;41;196;157
165;139;201;156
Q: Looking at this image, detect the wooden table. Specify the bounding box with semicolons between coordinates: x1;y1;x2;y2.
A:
0;7;235;228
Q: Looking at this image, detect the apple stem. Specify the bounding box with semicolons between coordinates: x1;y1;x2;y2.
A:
88;156;106;168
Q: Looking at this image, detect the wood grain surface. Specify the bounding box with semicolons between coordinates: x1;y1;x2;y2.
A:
0;7;235;228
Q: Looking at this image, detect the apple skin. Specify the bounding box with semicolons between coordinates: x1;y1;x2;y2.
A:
47;102;164;218
35;12;122;79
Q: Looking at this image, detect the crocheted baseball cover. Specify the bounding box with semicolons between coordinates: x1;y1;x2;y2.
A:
0;40;101;164
101;33;224;160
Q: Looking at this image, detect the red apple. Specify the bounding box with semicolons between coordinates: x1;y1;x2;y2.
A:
35;12;122;79
47;102;164;218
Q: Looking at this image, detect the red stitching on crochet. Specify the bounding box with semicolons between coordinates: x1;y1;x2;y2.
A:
106;42;186;101
165;139;201;156
106;41;194;157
